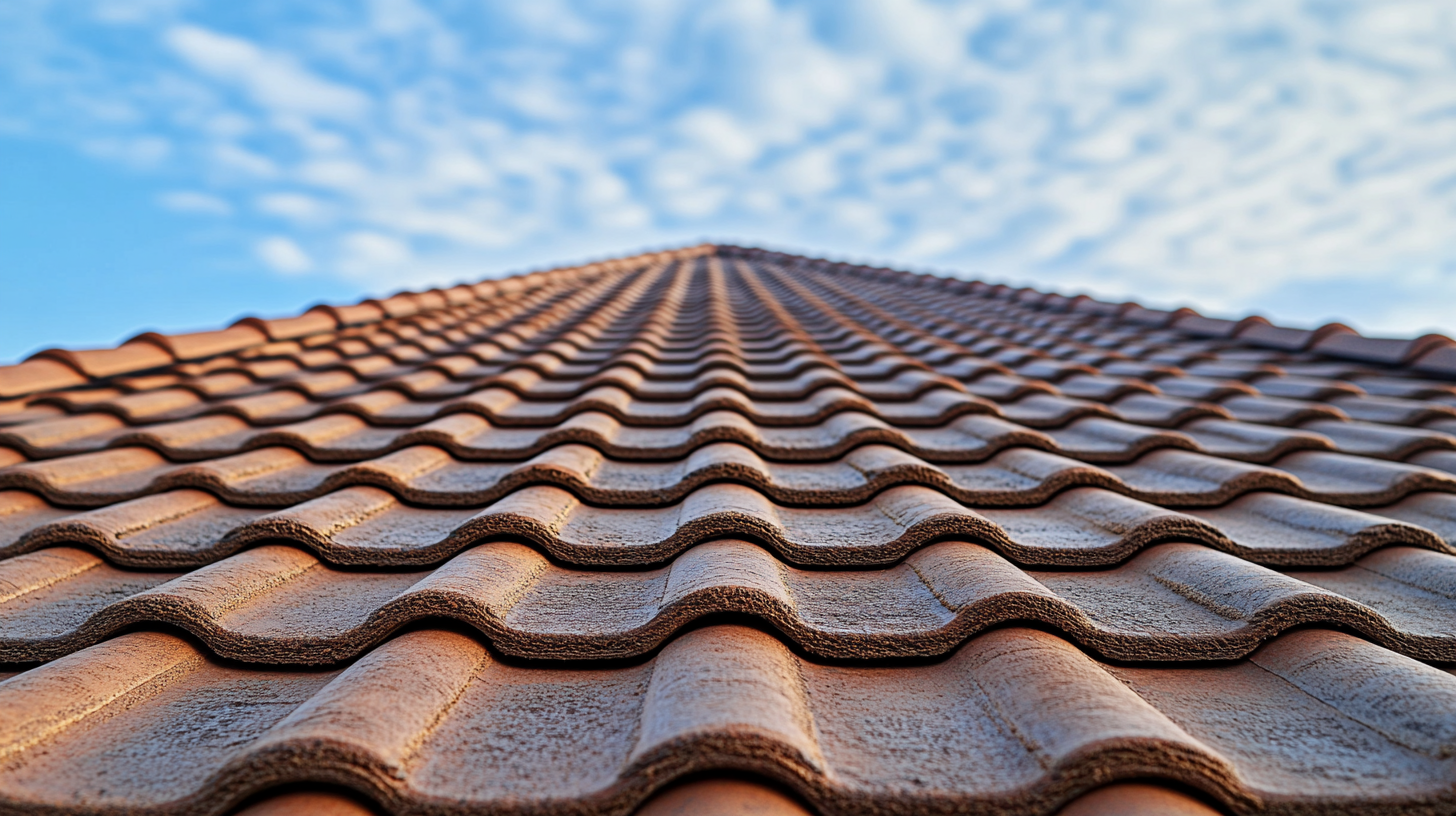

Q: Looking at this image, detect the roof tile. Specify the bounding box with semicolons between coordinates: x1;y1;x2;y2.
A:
5;625;1455;814
132;325;269;360
30;341;174;378
0;244;1453;815
0;360;89;398
1312;331;1454;366
236;310;340;341
1413;342;1456;377
14;537;1456;663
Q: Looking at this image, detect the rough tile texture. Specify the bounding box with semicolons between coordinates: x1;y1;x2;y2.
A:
0;244;1454;815
1;627;1454;815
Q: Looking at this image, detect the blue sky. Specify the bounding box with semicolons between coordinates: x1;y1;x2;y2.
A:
3;0;1456;362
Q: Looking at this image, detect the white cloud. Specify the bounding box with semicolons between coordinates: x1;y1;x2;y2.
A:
212;143;278;178
831;200;891;242
255;236;313;274
777;148;840;197
500;0;595;43
159;190;232;215
10;0;1456;334
425;152;495;189
340;231;411;277
676;108;761;165
165;25;369;119
257;192;329;223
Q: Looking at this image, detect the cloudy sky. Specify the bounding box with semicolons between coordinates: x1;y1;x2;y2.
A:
3;0;1456;360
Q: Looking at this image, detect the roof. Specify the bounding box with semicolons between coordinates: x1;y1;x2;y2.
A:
0;244;1455;815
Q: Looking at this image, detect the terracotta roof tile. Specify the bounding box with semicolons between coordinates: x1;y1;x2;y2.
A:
31;340;174;379
9;538;1456;664
236;310;341;341
4;481;1447;573
6;440;1453;510
0;359;88;398
132;325;270;361
3;626;1455;814
0;244;1454;814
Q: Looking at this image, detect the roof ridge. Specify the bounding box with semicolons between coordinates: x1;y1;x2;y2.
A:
2;242;1451;399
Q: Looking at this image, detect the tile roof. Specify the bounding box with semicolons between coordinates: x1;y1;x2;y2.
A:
1;243;1455;814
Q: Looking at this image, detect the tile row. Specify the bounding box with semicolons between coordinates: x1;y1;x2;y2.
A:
3;483;1452;570
3;441;1453;509
1;625;1450;815
10;410;1421;466
22;383;998;430
0;410;1115;465
27;348;954;415
5;538;1456;665
21;329;1455;432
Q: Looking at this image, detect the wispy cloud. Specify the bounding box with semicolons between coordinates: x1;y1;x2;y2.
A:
255;235;313;274
4;0;1456;334
165;24;370;120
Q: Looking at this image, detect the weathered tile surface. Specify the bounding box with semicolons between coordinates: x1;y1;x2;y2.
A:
0;244;1454;815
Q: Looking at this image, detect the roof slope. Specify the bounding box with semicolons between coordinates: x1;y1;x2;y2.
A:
1;245;1455;815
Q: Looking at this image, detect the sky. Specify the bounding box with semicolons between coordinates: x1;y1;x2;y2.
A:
3;0;1456;362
